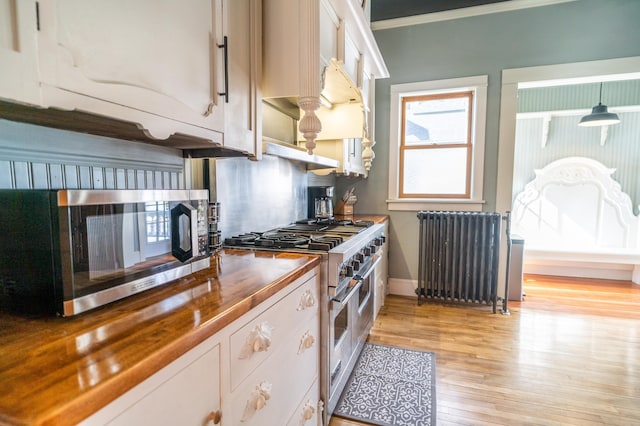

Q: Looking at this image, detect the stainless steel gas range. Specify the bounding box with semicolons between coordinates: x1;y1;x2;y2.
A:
224;219;386;423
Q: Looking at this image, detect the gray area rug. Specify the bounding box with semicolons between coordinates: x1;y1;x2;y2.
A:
334;343;436;426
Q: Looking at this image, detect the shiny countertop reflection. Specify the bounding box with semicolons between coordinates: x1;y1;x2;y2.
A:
0;249;320;426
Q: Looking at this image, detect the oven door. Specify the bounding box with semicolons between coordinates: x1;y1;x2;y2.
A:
352;255;380;349
329;279;361;401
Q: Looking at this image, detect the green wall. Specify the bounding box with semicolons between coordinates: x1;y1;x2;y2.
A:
345;0;640;282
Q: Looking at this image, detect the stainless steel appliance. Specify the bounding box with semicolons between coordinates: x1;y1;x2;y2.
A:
223;218;385;423
308;186;334;220
0;189;210;317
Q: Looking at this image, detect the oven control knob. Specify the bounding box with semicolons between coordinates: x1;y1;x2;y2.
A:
352;260;361;271
339;266;348;280
355;253;365;263
345;265;354;276
364;247;372;256
370;244;377;254
374;237;383;246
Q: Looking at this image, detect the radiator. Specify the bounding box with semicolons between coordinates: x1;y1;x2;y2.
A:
417;211;503;313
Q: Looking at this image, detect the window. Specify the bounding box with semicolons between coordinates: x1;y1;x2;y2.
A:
388;76;487;211
145;201;170;243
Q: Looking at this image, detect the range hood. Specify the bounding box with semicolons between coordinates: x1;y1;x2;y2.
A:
262;99;341;169
261;60;367;167
263;137;339;170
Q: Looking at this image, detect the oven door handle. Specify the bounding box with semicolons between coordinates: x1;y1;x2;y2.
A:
353;255;381;282
331;280;362;306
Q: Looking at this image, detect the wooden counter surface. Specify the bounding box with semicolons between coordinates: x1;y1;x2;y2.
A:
353;214;388;225
0;249;320;426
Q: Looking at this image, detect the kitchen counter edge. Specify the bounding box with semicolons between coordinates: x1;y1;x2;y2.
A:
0;249;321;426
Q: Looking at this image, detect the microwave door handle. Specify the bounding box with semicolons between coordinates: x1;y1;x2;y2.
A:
190;206;199;261
171;202;195;263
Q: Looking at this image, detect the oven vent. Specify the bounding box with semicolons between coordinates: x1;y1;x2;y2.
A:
417;211;503;313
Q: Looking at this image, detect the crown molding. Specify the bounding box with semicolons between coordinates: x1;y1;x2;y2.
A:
371;0;579;30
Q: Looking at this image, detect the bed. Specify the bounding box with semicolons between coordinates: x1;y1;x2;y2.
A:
511;156;640;283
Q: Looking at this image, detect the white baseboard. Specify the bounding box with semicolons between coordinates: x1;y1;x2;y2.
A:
388;278;418;297
524;259;640;283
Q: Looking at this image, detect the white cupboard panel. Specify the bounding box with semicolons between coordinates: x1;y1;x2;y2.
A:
229;273;319;390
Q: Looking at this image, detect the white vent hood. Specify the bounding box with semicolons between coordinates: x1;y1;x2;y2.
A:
302;61;366;142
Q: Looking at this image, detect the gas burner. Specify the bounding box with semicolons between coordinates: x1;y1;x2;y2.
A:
224;233;260;245
308;235;344;251
254;233;310;248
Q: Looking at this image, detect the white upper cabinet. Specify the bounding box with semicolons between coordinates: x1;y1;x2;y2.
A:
37;0;226;143
0;0;40;105
223;0;262;159
263;0;388;155
0;0;260;157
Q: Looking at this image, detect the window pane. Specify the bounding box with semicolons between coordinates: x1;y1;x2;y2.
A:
145;201;170;243
404;95;469;146
402;148;468;195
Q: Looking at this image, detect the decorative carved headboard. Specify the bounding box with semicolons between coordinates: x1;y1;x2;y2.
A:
511;157;639;252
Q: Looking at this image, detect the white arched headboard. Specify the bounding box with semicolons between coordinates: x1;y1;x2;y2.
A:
512;157;640;283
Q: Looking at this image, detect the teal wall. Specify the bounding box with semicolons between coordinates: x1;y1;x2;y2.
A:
345;0;640;281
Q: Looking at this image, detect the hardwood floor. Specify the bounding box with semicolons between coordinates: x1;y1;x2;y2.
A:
329;274;640;426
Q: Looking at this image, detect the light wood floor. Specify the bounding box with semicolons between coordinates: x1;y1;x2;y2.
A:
330;274;640;426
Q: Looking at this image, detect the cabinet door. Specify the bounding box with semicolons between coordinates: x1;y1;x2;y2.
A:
342;31;361;87
222;0;261;158
319;0;339;69
107;344;221;425
346;138;365;176
37;0;225;141
0;0;40;105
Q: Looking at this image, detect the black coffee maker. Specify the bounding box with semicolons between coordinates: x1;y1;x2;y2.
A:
307;186;334;220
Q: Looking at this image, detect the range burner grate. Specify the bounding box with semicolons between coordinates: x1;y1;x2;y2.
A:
224;233;260;245
308;235;344;251
254;233;310;248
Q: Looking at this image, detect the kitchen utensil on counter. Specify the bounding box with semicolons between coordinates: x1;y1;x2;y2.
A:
308;186;334;220
335;187;357;219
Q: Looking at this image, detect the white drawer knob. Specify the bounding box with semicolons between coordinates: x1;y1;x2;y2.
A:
239;322;273;359
241;381;272;422
297;290;316;311
298;331;315;354
302;400;315;421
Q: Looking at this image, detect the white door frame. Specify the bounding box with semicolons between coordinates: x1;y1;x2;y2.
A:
494;56;640;300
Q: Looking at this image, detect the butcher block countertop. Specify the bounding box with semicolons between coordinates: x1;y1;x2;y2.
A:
0;249;320;426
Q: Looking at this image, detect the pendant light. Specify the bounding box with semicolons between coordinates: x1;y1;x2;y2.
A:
578;82;620;127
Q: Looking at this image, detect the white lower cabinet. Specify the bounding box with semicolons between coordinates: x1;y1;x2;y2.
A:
81;267;320;425
81;334;222;426
287;379;320;426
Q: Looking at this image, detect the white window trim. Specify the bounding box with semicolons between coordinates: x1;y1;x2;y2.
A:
387;75;488;211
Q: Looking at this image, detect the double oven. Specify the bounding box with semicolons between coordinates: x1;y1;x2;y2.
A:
223;219;385;423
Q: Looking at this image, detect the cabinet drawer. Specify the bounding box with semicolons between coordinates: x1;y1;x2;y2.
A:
229;315;319;425
287;378;320;426
229;274;319;390
82;340;221;426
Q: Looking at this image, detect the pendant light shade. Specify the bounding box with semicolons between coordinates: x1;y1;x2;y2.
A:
578;82;620;127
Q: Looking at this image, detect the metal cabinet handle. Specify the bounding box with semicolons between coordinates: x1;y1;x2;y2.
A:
217;35;229;103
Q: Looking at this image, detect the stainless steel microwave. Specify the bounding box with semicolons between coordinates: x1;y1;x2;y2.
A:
0;189;210;317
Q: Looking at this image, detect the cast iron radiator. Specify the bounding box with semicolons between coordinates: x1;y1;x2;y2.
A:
417;211;503;313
